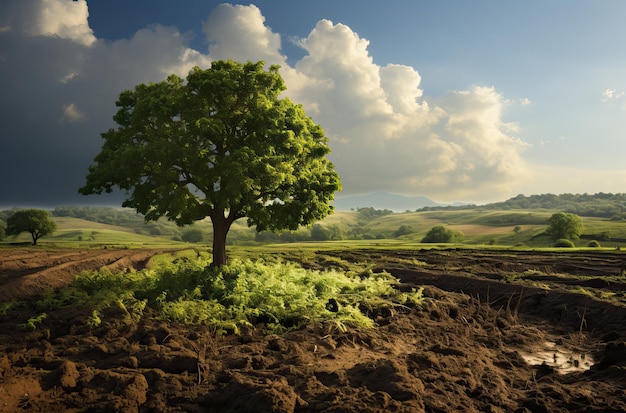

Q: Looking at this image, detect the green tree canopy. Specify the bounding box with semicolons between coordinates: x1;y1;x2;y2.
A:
421;225;464;243
547;212;584;240
356;207;394;222
6;209;57;245
310;223;342;241
181;228;204;243
310;223;330;241
80;60;341;266
393;224;413;238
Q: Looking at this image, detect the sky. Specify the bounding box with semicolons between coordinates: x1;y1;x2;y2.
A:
2;0;626;208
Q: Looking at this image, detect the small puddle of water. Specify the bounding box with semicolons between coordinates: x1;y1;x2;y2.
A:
520;341;594;374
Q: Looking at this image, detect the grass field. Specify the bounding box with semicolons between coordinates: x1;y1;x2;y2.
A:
4;207;626;250
3;217;184;248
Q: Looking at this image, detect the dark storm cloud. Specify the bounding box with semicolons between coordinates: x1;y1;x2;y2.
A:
0;1;211;208
0;31;114;207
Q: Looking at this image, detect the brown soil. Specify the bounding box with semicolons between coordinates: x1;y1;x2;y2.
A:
1;247;625;412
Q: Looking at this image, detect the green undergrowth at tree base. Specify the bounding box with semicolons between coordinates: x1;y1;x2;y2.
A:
30;251;424;335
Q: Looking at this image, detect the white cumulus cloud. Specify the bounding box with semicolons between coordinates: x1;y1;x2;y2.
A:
1;0;96;46
61;102;84;122
0;0;535;205
203;4;285;66
280;19;529;201
602;88;624;101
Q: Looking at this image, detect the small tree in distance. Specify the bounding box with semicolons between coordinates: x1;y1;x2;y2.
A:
80;60;341;266
181;228;204;243
393;224;413;238
6;209;57;245
547;212;583;240
421;225;464;243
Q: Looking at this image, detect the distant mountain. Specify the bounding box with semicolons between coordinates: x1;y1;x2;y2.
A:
332;192;445;212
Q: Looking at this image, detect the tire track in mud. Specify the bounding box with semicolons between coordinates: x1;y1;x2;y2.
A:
0;249;173;301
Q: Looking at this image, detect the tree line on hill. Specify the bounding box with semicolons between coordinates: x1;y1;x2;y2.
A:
420;192;626;219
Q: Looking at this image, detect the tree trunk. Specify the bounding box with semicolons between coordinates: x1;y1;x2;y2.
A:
211;216;231;267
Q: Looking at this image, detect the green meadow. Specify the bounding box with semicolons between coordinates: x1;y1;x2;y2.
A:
5;204;626;251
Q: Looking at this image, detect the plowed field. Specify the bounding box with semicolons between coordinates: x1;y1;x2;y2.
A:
1;247;625;412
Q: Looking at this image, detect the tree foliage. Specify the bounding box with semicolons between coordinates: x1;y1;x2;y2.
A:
393;224;413;238
181;228;204;243
356;207;394;222
547;212;584;240
421;225;464;243
419;192;626;219
6;209;57;245
495;193;626;218
80;60;341;266
310;223;342;241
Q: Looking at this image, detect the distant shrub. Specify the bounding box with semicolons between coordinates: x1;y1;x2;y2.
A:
422;225;464;243
356;207;394;222
181;229;203;243
392;224;413;238
554;238;575;248
310;224;330;241
587;240;601;248
310;223;342;241
150;227;162;236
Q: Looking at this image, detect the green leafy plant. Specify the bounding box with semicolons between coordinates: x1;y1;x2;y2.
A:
86;310;102;329
17;313;47;331
0;301;16;316
24;252;423;335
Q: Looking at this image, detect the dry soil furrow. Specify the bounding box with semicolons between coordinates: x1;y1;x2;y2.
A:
0;249;166;301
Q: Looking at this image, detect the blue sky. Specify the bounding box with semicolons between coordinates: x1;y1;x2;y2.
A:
2;0;626;207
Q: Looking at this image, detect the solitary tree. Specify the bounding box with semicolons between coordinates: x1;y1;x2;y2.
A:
547;212;583;240
310;223;342;241
80;60;341;266
421;225;464;243
310;224;331;241
6;209;57;245
181;228;204;243
393;224;413;238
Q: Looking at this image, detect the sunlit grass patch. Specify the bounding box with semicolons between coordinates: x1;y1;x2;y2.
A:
29;252;423;335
